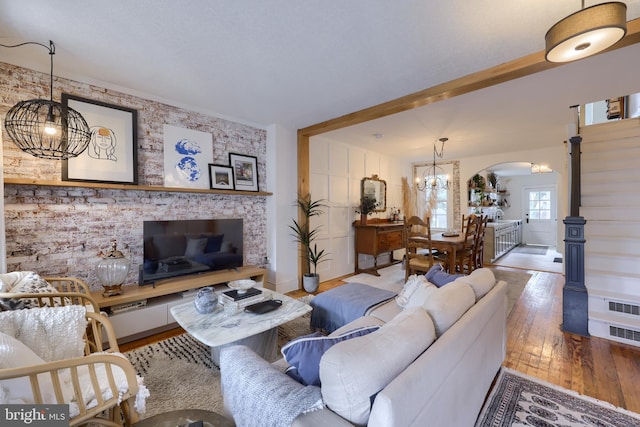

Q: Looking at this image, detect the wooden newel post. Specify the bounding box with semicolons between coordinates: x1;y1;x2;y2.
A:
562;135;589;336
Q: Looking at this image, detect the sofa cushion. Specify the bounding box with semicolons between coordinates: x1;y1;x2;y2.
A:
282;326;380;386
454;268;497;301
419;281;475;337
329;316;386;336
403;281;439;310
319;307;436;425
221;345;324;427
367;300;403;323
425;263;465;287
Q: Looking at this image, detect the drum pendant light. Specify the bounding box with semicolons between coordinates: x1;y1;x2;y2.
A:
1;40;91;159
545;2;627;63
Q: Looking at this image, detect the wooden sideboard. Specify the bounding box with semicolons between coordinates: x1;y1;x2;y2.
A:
353;220;404;275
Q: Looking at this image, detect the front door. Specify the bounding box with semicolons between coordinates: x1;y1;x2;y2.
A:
522;186;556;246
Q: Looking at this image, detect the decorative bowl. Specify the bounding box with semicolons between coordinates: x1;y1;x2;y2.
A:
228;279;256;294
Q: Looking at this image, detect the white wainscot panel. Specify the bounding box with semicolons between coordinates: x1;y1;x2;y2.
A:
309;138;329;174
329;235;352;278
330;176;349;205
310;209;330;240
329;142;349;176
349;147;366;179
310;173;329;201
314;237;332;276
365;152;381;177
330;206;350;236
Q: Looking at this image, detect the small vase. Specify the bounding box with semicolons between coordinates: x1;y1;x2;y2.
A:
194;286;218;314
360;214;368;225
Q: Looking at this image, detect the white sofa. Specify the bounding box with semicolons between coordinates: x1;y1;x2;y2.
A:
221;268;507;427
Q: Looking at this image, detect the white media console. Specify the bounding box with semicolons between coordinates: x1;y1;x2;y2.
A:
90;266;267;343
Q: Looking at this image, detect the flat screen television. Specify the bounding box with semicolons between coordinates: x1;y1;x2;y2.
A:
141;219;243;285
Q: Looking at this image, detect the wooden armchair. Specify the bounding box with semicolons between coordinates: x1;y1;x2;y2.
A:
0;293;144;426
404;216;436;280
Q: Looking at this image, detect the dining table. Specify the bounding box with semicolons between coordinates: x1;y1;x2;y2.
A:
430;232;468;272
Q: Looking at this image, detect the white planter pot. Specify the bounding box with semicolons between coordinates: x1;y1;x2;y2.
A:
302;274;319;293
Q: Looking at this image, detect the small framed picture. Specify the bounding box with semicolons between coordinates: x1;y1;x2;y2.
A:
229;153;259;192
209;164;235;190
61;94;138;185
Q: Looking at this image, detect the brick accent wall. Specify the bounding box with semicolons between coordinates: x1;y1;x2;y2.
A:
1;62;267;291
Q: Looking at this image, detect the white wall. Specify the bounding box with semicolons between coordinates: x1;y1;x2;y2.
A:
265;124;299;293
306;134;405;280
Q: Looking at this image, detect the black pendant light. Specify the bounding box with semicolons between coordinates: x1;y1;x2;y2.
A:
2;40;91;159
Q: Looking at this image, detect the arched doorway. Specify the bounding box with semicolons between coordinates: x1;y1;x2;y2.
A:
467;162;563;273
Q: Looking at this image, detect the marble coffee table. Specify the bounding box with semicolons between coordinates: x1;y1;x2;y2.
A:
170;288;311;364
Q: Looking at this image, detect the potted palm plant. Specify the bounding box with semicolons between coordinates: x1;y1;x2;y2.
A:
289;194;331;293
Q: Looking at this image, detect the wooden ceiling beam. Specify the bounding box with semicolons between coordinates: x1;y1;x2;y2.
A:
299;18;640;138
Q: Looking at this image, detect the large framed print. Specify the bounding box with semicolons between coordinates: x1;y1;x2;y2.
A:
163;125;213;189
61;94;138;184
209;164;235;190
229;153;259;191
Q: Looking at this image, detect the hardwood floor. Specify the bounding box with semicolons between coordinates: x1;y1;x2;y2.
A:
121;265;640;414
503;268;640;413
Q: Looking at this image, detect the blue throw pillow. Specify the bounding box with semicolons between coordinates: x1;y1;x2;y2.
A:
425;263;465;287
281;326;380;386
425;264;444;282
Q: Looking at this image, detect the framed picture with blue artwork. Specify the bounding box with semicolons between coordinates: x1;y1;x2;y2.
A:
61;94;138;184
229;153;259;192
163;124;213;189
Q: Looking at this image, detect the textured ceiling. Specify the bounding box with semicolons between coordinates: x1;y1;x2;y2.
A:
1;1;640;163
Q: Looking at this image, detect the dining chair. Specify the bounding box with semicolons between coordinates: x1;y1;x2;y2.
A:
455;214;480;273
403;216;435;281
472;215;489;270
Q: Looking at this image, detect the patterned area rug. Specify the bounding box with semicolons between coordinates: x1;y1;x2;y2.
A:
476;368;640;426
124;313;312;420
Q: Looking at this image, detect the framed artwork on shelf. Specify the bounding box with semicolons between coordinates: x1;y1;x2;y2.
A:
209;164;235;190
61;94;138;184
163;124;213;189
229;153;259;192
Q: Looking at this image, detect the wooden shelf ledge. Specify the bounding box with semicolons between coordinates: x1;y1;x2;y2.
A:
4;178;272;196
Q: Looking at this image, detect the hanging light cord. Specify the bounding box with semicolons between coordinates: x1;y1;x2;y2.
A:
0;40;55;101
434;137;447;161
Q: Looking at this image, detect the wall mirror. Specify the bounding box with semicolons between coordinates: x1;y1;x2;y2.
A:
361;175;387;212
